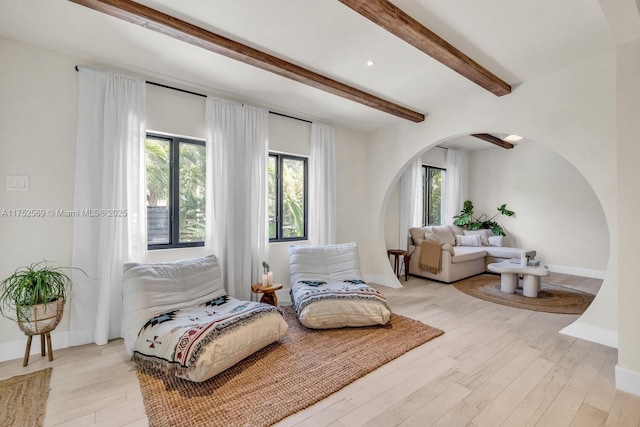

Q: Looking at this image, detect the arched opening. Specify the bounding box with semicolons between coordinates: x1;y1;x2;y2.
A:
384;133;609;278
380;132;611;337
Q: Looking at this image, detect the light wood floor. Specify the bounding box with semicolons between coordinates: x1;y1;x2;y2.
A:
1;273;639;426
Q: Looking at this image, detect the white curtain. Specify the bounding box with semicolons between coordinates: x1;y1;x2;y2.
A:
399;158;423;251
205;98;268;301
70;67;147;346
309;122;336;245
445;148;464;224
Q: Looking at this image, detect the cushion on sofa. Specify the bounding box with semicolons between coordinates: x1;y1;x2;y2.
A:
455;234;483;247
451;246;488;263
448;224;465;236
463;229;493;246
409;227;427;245
488;235;504;247
427;225;456;246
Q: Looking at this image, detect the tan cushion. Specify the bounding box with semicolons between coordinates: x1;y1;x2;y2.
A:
409;227;427;245
448;224;466;236
429;225;456;246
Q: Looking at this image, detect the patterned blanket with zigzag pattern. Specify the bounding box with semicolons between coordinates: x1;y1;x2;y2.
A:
132;295;280;371
290;279;390;316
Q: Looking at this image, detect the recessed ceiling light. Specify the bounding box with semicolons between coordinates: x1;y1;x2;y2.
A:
503;134;523;142
366;59;375;67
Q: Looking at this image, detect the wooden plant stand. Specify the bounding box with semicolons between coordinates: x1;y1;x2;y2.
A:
23;332;53;367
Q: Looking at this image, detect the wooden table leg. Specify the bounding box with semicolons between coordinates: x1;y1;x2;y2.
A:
403;254;409;280
260;291;277;306
23;335;33;367
40;333;46;356
46;332;53;362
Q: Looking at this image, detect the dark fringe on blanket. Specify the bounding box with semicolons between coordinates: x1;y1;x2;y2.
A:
132;306;283;379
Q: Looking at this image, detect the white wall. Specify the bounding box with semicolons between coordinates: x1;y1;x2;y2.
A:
468;141;609;277
0;38;79;357
366;52;618;350
615;36;640;396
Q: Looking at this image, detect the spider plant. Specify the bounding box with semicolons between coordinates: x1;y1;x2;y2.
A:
0;261;73;322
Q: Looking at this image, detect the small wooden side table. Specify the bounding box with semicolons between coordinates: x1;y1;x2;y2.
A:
387;249;409;280
251;283;283;306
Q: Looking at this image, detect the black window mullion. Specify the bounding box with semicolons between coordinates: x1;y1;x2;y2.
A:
170;140;180;246
268;152;307;242
276;155;282;240
147;132;205;250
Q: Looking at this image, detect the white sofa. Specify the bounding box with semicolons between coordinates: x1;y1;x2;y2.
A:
407;225;536;283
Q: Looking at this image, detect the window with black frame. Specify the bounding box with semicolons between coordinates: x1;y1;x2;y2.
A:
422;165;446;226
145;133;206;249
268;153;307;242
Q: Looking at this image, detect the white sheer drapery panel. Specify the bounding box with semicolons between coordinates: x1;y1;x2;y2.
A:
445;148;464;224
205;98;268;301
70;67;147;346
309;122;336;245
399;158;423;251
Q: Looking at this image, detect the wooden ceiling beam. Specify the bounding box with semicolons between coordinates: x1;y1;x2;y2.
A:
338;0;512;97
471;133;514;149
68;0;425;123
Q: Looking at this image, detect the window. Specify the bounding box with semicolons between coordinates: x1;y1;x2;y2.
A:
146;133;206;249
422;165;446;226
268;153;307;241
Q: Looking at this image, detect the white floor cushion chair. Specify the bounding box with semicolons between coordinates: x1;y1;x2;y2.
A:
289;242;391;329
122;254;288;382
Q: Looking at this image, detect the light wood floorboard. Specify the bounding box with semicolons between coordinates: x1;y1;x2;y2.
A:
0;272;638;426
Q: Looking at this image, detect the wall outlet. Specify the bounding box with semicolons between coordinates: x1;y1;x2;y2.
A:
6;175;30;192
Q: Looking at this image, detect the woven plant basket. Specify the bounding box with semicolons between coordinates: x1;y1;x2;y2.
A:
17;298;64;335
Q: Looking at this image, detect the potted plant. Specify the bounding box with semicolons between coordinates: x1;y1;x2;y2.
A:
0;261;73;336
453;200;515;236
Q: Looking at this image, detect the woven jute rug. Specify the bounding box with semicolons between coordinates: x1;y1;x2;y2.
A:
136;305;443;427
0;367;52;427
453;274;595;314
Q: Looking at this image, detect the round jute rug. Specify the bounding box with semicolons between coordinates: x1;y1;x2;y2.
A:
453;274;594;314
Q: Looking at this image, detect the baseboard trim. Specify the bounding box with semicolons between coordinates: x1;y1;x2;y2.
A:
546;264;606;279
615;365;640;397
364;274;402;288
559;321;618;348
0;330;71;363
277;288;292;304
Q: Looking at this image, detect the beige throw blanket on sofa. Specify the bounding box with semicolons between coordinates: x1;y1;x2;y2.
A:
419;240;443;274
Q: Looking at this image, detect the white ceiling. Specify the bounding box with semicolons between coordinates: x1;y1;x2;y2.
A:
0;0;615;143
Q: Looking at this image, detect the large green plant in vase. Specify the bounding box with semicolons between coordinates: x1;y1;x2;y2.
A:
453;200;515;236
0;261;74;364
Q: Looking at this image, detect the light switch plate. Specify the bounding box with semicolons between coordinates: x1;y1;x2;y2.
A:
6;175;30;192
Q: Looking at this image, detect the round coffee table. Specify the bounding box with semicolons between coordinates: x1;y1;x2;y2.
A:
487;261;549;297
